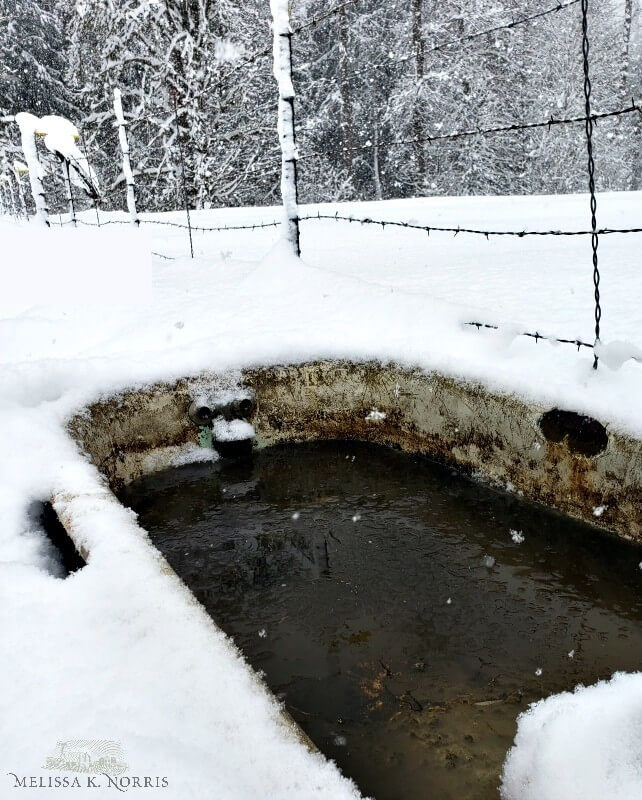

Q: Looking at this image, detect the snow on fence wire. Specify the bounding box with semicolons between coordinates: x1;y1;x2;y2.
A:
274;0;639;370
6;0;642;369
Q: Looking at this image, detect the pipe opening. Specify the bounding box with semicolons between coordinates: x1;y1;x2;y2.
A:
539;409;608;457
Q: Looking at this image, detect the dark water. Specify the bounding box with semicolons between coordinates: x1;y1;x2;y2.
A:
120;441;642;800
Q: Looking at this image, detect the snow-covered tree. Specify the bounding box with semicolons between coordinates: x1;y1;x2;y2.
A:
2;0;637;211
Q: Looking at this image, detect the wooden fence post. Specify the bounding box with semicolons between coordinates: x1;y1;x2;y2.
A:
113;88;139;226
271;0;301;256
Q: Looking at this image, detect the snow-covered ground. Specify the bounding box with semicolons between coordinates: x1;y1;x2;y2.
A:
1;192;641;799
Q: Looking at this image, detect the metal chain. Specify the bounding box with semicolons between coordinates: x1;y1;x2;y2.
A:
581;0;601;369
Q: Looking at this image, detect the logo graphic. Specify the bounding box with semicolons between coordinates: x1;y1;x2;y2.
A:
42;740;128;776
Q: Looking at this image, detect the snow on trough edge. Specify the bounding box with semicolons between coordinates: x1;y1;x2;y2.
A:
1;193;642;799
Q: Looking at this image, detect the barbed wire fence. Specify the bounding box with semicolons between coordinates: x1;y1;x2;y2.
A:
5;0;641;369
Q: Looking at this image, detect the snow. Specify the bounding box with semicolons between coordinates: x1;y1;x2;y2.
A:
501;673;642;800
1;190;642;799
143;443;218;472
39;115;99;196
212;417;255;442
0;223;151;312
14;112;99;215
596;339;642;370
39;114;80;160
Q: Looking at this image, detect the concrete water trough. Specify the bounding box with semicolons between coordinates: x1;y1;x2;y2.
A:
65;360;641;542
47;359;642;798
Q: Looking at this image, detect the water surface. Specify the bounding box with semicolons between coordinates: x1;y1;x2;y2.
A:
120;441;642;800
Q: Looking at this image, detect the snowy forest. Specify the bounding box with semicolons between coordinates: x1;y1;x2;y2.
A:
1;0;640;213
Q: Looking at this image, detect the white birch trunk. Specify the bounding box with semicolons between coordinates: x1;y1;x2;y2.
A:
270;0;300;256
113;88;139;226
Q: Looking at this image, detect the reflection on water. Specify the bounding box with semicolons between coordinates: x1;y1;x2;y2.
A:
120;441;642;800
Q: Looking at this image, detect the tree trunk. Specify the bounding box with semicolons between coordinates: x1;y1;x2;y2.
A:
373;115;383;200
620;0;638;188
621;0;633;101
338;8;354;178
412;0;426;186
166;0;197;208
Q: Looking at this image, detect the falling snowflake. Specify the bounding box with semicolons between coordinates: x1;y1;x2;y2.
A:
291;511;300;520
593;505;606;517
510;529;525;544
258;629;267;638
352;514;361;523
568;650;575;659
535;667;543;676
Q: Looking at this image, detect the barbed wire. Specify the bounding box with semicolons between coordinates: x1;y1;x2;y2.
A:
58;212;642;239
428;0;581;51
74;217;282;233
465;322;594;351
297;101;641;160
292;0;363;33
168;0;364;107
328;0;581;82
298;212;642;237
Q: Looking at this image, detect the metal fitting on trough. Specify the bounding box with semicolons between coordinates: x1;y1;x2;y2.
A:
188;401;213;426
218;397;255;421
188;395;255;426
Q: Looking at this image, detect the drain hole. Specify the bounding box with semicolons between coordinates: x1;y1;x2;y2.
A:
539;409;608;457
34;501;86;577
